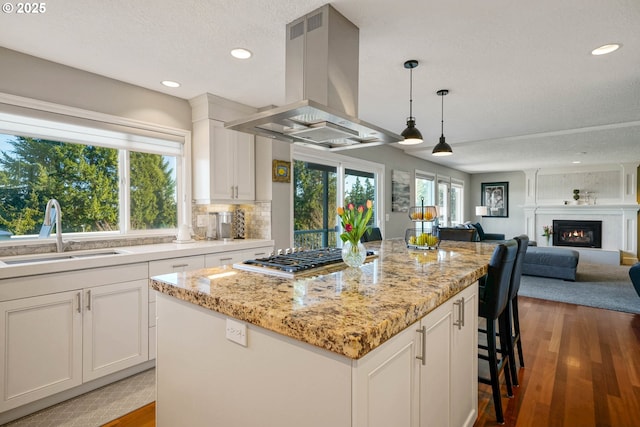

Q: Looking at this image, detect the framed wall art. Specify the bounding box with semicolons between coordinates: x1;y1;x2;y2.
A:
391;170;410;212
481;182;509;217
272;160;291;183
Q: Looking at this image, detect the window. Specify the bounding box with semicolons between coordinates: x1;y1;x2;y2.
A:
450;179;464;226
293;147;384;248
415;170;435;206
0;108;184;240
434;175;464;227
344;168;376;227
438;177;450;226
293;160;337;249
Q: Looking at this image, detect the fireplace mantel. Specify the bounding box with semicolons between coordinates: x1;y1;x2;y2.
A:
523;203;639;265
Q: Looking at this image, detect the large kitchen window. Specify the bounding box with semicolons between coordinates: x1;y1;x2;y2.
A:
293;147;384;249
0;109;185;239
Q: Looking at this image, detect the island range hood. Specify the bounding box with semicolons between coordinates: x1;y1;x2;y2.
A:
225;4;402;151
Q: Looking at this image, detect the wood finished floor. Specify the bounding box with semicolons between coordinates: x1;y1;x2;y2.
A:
104;296;640;427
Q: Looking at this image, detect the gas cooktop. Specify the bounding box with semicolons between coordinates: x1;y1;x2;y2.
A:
233;247;375;278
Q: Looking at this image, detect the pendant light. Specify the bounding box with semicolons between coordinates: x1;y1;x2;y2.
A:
399;60;423;145
432;89;453;156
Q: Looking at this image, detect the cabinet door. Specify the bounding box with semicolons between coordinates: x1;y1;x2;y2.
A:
419;298;453;427
233;131;255;201
451;284;478;427
83;280;149;382
0;291;82;412
352;323;420;427
211;125;236;200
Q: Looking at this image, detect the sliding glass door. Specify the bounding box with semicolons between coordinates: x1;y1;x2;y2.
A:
293;160;337;249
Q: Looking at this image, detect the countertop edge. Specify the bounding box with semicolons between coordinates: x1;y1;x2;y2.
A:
150;262;488;359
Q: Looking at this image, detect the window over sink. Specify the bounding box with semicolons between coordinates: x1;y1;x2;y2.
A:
0;109;185;240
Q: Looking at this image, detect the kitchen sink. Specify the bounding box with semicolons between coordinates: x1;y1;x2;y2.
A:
0;249;130;265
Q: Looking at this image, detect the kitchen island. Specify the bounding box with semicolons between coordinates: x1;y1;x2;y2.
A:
150;238;496;427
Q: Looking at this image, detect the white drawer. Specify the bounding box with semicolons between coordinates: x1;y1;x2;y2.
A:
149;255;205;277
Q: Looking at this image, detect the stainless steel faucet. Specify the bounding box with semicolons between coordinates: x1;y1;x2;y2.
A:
44;199;64;252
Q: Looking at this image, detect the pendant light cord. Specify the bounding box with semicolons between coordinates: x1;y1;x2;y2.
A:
409;67;414;118
440;91;444;136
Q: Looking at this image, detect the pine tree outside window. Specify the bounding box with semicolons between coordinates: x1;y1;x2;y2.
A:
0;111;183;240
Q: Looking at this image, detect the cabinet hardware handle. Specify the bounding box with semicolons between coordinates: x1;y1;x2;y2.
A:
254;252;266;256
453;297;465;330
220;257;232;261
172;263;189;269
416;325;426;366
230;186;234;198
86;290;92;311
77;292;82;313
235;186;238;198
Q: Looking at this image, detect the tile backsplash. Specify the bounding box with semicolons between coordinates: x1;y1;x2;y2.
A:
192;201;271;241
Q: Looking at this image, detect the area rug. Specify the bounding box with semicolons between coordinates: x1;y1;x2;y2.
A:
519;262;640;314
5;368;155;427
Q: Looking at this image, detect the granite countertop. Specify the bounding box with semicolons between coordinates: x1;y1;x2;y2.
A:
150;238;496;359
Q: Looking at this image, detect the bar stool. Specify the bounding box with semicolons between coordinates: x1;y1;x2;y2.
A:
504;234;529;386
478;239;518;424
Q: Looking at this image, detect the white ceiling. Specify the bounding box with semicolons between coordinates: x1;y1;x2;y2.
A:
1;0;639;173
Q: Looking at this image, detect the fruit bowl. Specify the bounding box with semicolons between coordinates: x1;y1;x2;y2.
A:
405;229;439;250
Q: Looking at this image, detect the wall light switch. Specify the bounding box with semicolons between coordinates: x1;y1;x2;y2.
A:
225;318;247;347
196;215;208;227
385;213;390;222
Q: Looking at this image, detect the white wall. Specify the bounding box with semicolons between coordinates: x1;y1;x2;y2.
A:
471;171;527;240
0;47;191;130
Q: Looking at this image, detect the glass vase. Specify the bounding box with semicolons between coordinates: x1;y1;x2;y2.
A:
342;240;367;268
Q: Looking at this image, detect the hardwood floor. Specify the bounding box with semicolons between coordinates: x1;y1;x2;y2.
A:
101;402;155;427
104;297;640;427
475;296;640;427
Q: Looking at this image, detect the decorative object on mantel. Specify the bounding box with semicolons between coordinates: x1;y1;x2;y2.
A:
272;159;291;183
542;225;553;245
481;182;509;217
573;189;580;202
337;200;373;267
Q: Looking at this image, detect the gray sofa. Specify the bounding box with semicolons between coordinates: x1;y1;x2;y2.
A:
522;247;580;281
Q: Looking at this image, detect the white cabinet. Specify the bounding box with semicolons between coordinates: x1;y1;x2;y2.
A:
0;265;149;412
148;255;205;359
155;282;477;427
0;291;82;412
354;282;477;427
419;283;478;427
353;322;420;427
82;280;149;382
193;119;255;203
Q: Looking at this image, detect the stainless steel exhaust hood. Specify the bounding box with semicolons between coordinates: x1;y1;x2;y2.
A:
225;4;402;150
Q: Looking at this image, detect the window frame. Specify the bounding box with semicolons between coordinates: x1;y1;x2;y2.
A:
0;92;191;242
293;146;385;247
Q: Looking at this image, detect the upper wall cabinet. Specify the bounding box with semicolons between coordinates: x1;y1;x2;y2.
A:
191;94;256;204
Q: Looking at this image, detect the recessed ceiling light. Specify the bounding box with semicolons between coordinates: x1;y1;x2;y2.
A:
572;161;581;164
591;44;621;56
231;48;252;59
161;80;181;88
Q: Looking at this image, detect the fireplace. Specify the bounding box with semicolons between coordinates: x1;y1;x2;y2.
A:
552;220;602;248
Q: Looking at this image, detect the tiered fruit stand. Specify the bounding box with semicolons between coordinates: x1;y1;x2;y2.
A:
405;199;439;250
